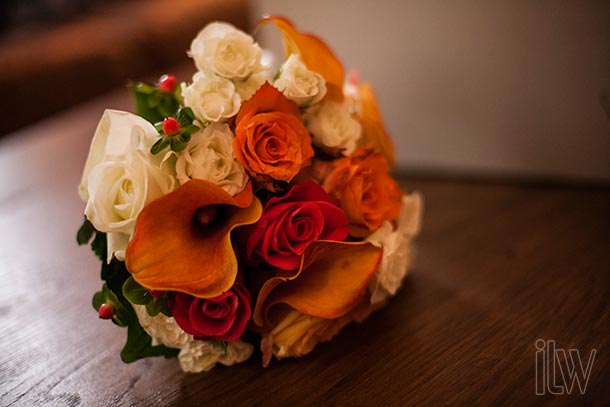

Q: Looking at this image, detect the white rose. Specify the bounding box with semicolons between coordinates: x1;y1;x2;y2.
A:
274;54;327;106
182;72;241;123
366;192;423;305
189;22;262;80
79;110;159;201
178;339;254;373
234;72;269;101
84;150;175;262
175;123;248;195
132;304;192;348
304;101;362;155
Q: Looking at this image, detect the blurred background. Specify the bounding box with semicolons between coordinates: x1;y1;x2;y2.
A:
1;0;609;183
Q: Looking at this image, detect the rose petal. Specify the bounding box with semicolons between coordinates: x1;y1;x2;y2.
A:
125;180;262;298
253;240;382;330
257;16;344;101
236;82;301;125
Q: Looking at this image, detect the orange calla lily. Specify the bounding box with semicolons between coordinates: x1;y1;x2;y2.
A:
256;15;344;101
253;240;382;330
125;180;262;298
357;83;396;167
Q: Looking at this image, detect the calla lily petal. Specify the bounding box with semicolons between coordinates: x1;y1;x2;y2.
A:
257;15;344;101
125;180;262;298
253;240;382;330
357;83;395;167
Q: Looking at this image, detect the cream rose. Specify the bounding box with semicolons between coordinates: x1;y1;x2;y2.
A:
79;110;159;201
84;150;175;262
175;123;248;195
274;54;327;106
178;339;254;373
234;72;269;101
304;101;362;155
366;192;423;305
182;73;241;123
132;304;192;348
189;22;262;80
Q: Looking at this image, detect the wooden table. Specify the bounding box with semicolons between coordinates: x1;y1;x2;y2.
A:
1;87;608;407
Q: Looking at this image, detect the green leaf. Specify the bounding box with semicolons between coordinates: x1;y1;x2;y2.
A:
92;290;105;311
130;83;165;124
120;322;179;363
150;137;170;155
101;284;133;327
77;217;96;245
145;298;161;316
91;232;107;262
176;107;195;127
182;124;200;135
170;137;189;153
144;296;172;317
122;276;152;305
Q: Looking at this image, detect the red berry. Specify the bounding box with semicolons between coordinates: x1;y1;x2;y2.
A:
98;303;115;319
162;117;180;136
158;74;177;93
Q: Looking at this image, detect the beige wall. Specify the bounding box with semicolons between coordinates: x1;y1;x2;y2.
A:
252;0;610;182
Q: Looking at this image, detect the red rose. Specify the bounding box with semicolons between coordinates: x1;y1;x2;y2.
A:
168;282;251;342
245;181;349;270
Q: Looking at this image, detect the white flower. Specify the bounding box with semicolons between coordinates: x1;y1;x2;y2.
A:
84;149;175;262
80;110;175;262
132;304;192;348
182;72;241;123
304;101;362;155
175;123;248;195
274;54;327;106
189;22;262;80
366;192;423;305
234;72;269;101
178;339;254;373
79;110;159;201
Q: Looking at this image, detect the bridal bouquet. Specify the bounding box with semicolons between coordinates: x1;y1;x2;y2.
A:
77;16;422;372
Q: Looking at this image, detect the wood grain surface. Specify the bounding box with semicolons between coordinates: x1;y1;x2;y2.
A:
0;87;608;407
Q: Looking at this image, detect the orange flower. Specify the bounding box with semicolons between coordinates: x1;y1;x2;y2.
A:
233;82;314;189
256;16;344;101
252;240;381;331
260;301;373;367
353;83;396;167
323;150;402;237
125;180;262;298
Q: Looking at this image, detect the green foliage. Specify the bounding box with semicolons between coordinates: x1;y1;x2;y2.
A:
76;217;107;262
130;82;181;124
149;107;200;155
121;322;179;363
76;217;95;245
91;232;107;262
93;259;178;363
122;276;152;305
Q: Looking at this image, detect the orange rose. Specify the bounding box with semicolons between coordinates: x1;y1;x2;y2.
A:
260;302;373;367
323;150;402;237
233;82;314;189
